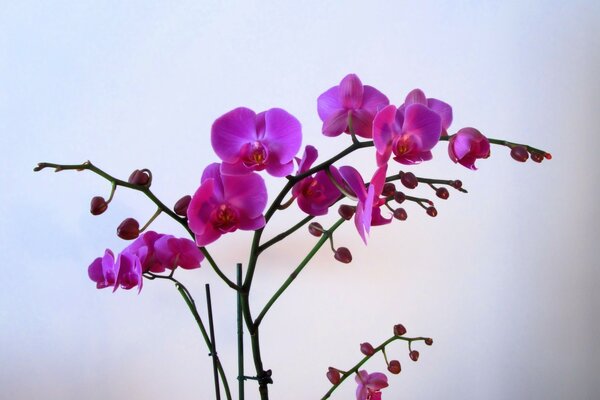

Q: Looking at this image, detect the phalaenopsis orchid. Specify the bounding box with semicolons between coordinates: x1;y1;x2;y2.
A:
35;73;551;400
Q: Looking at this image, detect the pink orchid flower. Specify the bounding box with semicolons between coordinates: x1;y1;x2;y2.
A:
114;251;143;293
318;74;389;138
339;165;391;244
88;249;117;289
355;370;389;400
211;107;302;177
291;145;342;216
188;163;268;246
448;127;490;170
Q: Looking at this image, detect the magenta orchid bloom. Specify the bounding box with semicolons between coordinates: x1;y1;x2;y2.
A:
188;163;268;246
448;127;491;170
291;145;342;216
339;165;391;244
211;107;302;177
318;74;389;138
399;88;453;134
355;370;389;400
373;95;444;166
88;249;117;289
114;251;143;293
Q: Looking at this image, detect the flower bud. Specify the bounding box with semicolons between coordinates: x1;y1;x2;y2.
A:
531;152;544;163
426;207;438;217
360;342;375;356
394;191;406;204
510;146;529;162
436;187;449;200
90;196;108;215
334;247;352;264
393;324;407;336
451;180;462;189
174;195;192;216
393;208;407;221
400;172;418;189
387;360;401;374
409;350;420;362
308;222;324;237
382;182;396;197
338;205;356;220
128;169;151;186
326;367;341;385
425;338;433;346
117;218;140;240
544;153;552;160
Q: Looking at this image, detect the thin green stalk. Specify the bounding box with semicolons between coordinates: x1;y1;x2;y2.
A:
258;215;314;254
205;284;221;400
237;264;245;400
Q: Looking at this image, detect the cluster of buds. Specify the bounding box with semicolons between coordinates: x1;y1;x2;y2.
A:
509;145;552;163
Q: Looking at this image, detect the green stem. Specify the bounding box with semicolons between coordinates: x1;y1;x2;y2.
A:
205;284;221;400
258;215;314;254
237;264;245;400
320;335;430;400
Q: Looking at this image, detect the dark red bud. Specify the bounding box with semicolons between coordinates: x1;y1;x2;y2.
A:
393;208;407;221
451;180;462;189
117;218;140;240
394;191;406;204
382;182;396;197
425;338;433;346
174;195;191;216
393;324;407;336
426;207;438;217
400;172;418;189
128;169;151;186
90;196;108;215
531;152;544;163
544;153;552;160
387;360;401;374
308;222;324;237
510;146;529;162
326;367;341;385
360;342;375;356
436;187;449;200
338;205;356;220
409;350;420;362
334;247;352;264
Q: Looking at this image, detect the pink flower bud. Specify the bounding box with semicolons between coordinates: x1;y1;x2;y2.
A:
393;208;407;221
425;338;433;346
382;182;396;197
394;191;406;204
436;187;449;200
117;218;140;240
409;350;420;362
451;180;462;189
128;169;151;186
308;222;324;237
360;342;375;356
338;204;356;220
387;360;401;374
531;152;544;163
326;367;341;385
510;146;529;162
334;247;352;264
400;172;418;189
393;324;407;336
174;195;191;216
426;207;438;217
90;196;108;215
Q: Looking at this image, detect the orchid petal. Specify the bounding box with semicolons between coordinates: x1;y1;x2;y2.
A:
262;108;302;163
223;173;268;219
339;74;364;109
339;166;367;202
361;85;389;114
403;103;442;150
322;109;349;137
317;86;342;121
211;107;257;162
297;145;318;174
404;88;427;106
428;98;453;131
350;109;374;139
372;105;398;156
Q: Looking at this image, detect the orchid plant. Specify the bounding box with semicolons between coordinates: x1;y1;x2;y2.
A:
35;73;551;400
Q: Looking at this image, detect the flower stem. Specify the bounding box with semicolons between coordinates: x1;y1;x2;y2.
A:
205;284;221;400
237;264;245;400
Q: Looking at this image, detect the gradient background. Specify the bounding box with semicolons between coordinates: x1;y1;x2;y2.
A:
2;1;599;399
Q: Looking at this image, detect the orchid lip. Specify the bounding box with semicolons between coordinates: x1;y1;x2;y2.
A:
241;141;269;169
211;203;240;233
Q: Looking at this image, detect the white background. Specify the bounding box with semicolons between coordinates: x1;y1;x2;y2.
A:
1;1;599;399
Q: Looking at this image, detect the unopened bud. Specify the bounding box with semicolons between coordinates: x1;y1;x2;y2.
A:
128;169;151;186
174;195;191;216
308;222;324;237
326;367;340;385
544;153;552;160
436;187;449;200
90;196;108;215
393;208;407;221
387;360;401;374
338;204;356;220
400;172;418;189
531;152;544;163
425;338;433;346
117;218;140;240
510;146;529;162
394;191;406;204
334;247;352;264
409;350;420;362
360;342;375;356
382;182;396;197
451;180;462;189
393;324;407;336
426;207;438;217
